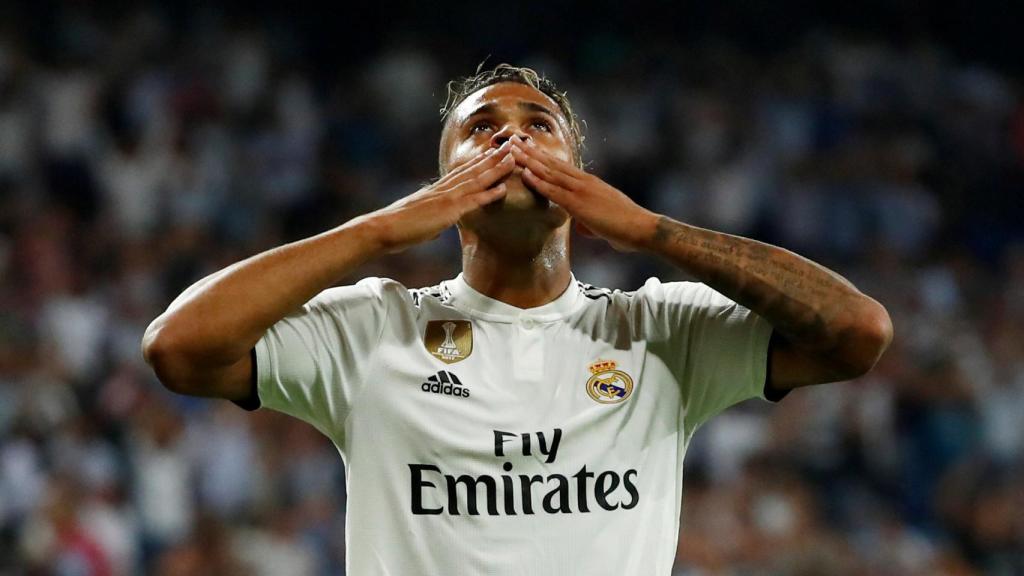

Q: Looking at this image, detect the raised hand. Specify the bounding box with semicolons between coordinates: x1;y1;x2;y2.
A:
365;141;516;253
509;138;658;252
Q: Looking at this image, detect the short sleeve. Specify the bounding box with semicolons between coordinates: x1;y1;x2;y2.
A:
252;277;394;440
637;278;773;436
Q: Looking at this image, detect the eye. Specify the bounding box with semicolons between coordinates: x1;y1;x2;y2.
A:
531;119;552;132
470;122;493;134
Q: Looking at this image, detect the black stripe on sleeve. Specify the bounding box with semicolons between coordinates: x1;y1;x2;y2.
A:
231;348;262;411
763;330;791;403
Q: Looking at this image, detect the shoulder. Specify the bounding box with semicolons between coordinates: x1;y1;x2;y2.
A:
406;280;454;307
632;277;732;308
303;277;413;312
575;279;632;303
576;276;725;310
304;277;462;319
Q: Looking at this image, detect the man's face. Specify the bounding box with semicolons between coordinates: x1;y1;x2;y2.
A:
441;82;575;216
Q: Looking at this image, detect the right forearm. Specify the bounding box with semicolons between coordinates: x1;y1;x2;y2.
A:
144;216;385;368
143;143;515;391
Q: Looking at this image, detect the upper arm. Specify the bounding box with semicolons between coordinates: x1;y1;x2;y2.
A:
764;330;838;399
200;352;256;402
145;278;393;434
244;280;393;435
142;322;255;401
644;280;774;433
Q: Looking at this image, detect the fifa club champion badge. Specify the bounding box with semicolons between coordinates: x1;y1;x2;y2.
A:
586;359;634;404
425;320;473;364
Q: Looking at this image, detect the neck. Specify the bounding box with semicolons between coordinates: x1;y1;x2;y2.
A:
459;226;572;309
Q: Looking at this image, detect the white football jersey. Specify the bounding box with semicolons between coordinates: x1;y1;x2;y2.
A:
251;273;773;575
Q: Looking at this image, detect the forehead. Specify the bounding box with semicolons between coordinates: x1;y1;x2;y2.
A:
449;81;567;126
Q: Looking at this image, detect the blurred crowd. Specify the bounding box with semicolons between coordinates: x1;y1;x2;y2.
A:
1;4;1023;576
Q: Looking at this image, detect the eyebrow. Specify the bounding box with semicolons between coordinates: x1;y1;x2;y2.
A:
462;101;560;124
518;101;558;119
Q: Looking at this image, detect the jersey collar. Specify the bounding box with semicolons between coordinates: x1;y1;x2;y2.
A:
446;272;583;323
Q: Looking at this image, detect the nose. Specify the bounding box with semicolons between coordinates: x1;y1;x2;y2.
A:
490;125;530;150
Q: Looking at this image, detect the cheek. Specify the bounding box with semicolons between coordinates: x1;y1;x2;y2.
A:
447;140;485;171
542;140;573;163
540;130;574;163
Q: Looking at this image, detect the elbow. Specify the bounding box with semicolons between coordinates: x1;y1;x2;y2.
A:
142;320;198;396
836;299;894;379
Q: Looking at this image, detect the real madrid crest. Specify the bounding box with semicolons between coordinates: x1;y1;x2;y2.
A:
586;359;634;404
425;320;473;364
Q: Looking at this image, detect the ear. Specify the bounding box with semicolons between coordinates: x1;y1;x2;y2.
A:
438;122;452;176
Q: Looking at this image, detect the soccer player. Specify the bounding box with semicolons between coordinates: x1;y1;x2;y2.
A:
143;65;893;574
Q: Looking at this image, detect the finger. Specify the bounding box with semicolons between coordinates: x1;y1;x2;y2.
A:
521;166;572;204
445;143;501;174
427;150;509;203
456;152;515;194
438;147;511;194
511;140;581;182
443;142;513;184
454;151;516;193
514;139;581;175
512;145;581;190
463;182;508;209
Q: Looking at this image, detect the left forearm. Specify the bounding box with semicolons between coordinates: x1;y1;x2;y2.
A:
503;139;891;380
645;215;890;363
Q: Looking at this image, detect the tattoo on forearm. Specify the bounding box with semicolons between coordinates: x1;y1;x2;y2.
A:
652;216;857;350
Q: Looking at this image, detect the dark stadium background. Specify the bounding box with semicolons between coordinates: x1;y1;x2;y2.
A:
0;2;1021;574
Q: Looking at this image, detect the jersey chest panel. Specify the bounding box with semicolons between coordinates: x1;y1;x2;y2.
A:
343;302;686;518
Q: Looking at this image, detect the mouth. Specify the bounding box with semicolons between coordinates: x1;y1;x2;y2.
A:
484;172;546;212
